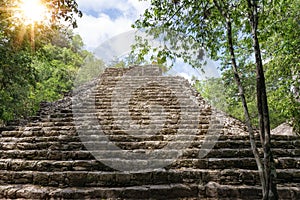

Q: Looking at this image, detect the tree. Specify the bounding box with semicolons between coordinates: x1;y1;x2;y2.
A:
132;0;299;199
0;0;82;122
28;32;87;112
74;52;106;85
261;0;300;134
197;0;299;134
0;43;35;120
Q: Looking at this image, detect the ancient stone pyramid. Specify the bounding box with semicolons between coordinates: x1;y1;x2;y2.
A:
0;65;299;199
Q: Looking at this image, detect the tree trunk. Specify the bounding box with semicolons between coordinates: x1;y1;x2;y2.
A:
213;0;268;197
247;0;278;199
225;18;266;195
213;0;278;198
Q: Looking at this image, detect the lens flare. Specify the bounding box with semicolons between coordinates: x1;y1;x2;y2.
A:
15;0;50;25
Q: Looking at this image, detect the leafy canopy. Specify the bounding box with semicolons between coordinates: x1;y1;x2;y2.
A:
132;0;299;131
0;0;83;122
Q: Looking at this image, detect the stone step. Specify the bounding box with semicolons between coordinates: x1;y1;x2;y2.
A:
40;120;207;126
40;116;74;122
93;84;195;89
25;121;75;127
0;126;294;139
0;135;81;143
0;148;298;161
73;112;205;118
170;157;300;170
93;99;203;104
0;183;198;199
96;79;196;84
2;127;297;142
73;120;206;128
0;158;298;172
93;92;199;97
0;136;298;151
90;91;201;97
73;123;210;130
0;169;299;188
0;183;298;199
95;80;193;85
0;126;18;132
0;137;298;151
219;134;299;141
0;150;93;160
73;108;207;113
213;139;300;149
0;159;113;172
49;113;74;118
1;127;79;137
93;98;202;103
207;148;300;158
93;94;202;100
94;87;196;92
81;87;198;94
0;141;86;151
198;182;300;200
97;76;187;81
0;124;300;141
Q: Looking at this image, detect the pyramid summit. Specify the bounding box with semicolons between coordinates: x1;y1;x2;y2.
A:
0;65;299;199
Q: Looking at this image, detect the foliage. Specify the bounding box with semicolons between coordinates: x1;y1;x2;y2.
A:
0;43;35;120
261;0;300;133
195;77;260;126
75;53;106;85
28;33;85;111
133;0;299;132
0;0;82;122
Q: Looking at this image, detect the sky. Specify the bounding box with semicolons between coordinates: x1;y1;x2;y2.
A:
75;0;150;51
74;0;220;81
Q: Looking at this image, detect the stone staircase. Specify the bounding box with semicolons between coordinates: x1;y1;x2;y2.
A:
0;65;299;199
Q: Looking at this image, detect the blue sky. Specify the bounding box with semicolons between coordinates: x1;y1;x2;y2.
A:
75;0;150;50
75;0;220;81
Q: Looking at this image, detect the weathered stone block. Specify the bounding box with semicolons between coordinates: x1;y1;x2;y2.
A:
33;172;49;186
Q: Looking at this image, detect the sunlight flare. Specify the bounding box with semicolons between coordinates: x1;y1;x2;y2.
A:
15;0;50;25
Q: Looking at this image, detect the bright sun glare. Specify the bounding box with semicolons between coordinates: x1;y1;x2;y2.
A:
15;0;50;25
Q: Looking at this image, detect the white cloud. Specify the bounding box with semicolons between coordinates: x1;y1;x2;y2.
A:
75;13;133;50
127;0;151;16
164;58;220;83
74;0;150;50
76;0;150;16
77;0;130;14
